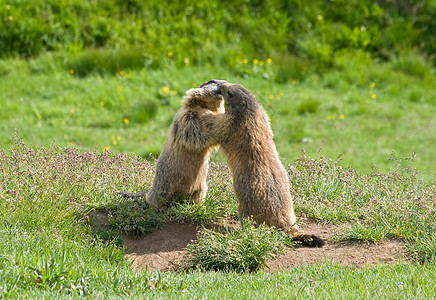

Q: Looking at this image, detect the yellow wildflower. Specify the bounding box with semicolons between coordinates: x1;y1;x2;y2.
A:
371;94;376;99
168;51;173;57
123;117;129;125
242;58;248;64
266;58;272;63
339;114;345;119
370;82;376;88
162;86;170;94
269;94;274;100
253;59;259;64
69;69;74;75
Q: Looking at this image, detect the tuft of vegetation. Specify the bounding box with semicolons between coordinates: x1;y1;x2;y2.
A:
181;219;291;272
104;199;163;236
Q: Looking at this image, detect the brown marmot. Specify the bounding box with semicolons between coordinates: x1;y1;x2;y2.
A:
199;82;325;247
119;80;226;208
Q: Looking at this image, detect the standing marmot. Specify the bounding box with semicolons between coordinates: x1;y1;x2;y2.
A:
119;80;226;208
199;82;325;247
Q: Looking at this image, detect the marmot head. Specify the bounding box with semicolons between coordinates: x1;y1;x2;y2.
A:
182;79;227;111
219;83;259;116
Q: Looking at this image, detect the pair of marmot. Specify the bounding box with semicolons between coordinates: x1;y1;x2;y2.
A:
120;80;324;247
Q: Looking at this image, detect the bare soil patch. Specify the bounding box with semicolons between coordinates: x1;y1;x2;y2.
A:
121;220;407;272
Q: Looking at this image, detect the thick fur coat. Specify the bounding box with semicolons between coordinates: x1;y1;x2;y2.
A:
119;80;225;208
199;82;300;232
200;82;325;246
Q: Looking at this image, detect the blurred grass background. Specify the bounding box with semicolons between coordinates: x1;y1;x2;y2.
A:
1;0;435;176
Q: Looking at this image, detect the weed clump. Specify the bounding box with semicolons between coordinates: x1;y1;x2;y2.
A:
181;219;291;272
105;199;163;236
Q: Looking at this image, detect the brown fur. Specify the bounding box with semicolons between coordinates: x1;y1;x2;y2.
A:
119;80;226;208
200;83;325;247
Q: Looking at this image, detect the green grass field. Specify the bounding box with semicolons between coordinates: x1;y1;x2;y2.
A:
1;53;435;296
1;1;436;297
0;135;435;298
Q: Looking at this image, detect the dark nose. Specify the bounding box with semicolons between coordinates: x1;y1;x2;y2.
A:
215;80;226;93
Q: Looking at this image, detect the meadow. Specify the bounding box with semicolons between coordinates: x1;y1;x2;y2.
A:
1;50;435;176
1;0;436;298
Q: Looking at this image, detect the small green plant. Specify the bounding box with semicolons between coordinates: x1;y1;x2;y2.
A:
297;99;320;115
105;199;163;236
181;219;290;272
340;223;388;243
407;232;436;264
167;201;222;225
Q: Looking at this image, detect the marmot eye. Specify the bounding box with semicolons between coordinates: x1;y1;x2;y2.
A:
227;91;234;97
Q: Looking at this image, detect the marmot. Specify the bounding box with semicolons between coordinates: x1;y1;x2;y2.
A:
119;80;226;208
199;82;325;247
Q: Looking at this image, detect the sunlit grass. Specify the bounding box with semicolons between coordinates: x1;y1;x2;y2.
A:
1;52;436;176
0;134;435;297
0;49;435;298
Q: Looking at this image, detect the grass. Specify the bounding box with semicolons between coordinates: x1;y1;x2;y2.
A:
1;50;436;177
0;50;435;297
0;134;435;297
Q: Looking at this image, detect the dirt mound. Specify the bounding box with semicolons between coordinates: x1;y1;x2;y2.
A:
122;220;407;272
